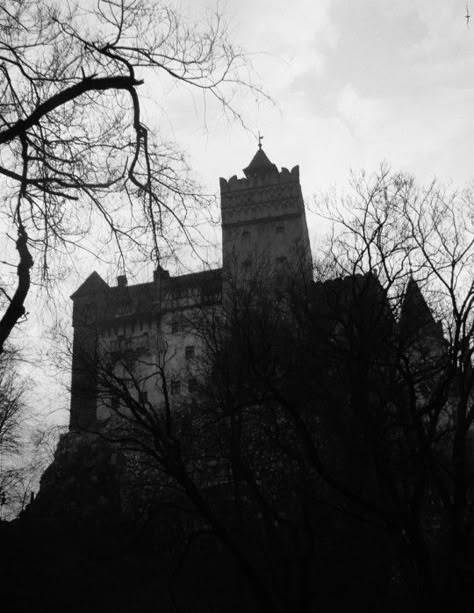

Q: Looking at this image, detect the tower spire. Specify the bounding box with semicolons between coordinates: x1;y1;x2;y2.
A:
243;143;277;179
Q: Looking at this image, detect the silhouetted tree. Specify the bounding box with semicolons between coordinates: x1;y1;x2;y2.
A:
0;346;30;518
51;169;474;612
314;167;474;610
0;0;265;353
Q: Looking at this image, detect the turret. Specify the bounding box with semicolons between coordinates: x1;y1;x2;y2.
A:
220;146;312;283
399;278;444;344
70;271;109;431
399;277;446;362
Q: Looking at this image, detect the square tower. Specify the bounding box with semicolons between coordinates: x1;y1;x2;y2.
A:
220;147;312;283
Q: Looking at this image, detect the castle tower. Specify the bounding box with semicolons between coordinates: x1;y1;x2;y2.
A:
219;146;312;283
399;277;447;373
70;271;109;431
399;278;445;348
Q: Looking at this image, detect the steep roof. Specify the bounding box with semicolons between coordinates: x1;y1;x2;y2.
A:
399;278;440;341
243;146;278;178
70;271;109;299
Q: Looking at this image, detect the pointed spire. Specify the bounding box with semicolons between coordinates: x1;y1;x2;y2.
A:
70;271;109;299
399;277;439;341
243;146;278;179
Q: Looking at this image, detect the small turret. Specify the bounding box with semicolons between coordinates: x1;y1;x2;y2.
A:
399;278;441;341
70;271;109;432
399;277;445;359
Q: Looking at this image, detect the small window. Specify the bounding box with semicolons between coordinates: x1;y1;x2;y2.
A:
188;378;197;393
171;380;181;395
116;300;133;317
185;345;195;360
276;225;285;234
242;230;250;239
242;258;251;270
171;318;179;334
139;391;148;403
111;394;120;410
276;256;287;265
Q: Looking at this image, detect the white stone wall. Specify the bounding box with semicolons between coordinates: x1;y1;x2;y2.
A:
96;302;213;423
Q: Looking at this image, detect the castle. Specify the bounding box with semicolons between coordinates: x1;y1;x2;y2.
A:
69;144;448;439
69;146;313;431
32;147;472;613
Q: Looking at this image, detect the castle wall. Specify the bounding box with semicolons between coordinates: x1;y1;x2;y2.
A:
70;149;313;430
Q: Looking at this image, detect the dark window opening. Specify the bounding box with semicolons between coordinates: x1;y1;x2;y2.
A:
188;378;197;393
139;391;148;403
185;345;195;360
171;380;181;395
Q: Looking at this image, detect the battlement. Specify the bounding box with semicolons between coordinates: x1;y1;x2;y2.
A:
219;165;300;194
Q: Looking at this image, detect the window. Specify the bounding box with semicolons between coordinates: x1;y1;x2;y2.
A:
242;230;250;239
171;317;180;334
171;380;181;395
276;225;285;234
276;256;287;265
242;258;251;271
111;394;120;410
185;345;195;360
188;378;197;393
116;300;133;317
139;391;148;404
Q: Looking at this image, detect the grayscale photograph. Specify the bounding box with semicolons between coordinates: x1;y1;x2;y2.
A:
1;1;474;611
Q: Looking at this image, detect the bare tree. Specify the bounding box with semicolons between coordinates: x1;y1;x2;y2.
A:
91;330;284;613
314;168;474;610
83;262;386;612
0;345;29;519
45;168;474;610
0;0;265;353
0;348;24;457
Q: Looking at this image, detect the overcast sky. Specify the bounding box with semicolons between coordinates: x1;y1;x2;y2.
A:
16;0;474;428
160;0;474;203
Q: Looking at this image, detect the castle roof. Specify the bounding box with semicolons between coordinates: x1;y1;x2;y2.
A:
70;271;109;299
399;277;440;341
243;146;278;179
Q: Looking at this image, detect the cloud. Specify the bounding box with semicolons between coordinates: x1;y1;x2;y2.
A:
336;84;384;140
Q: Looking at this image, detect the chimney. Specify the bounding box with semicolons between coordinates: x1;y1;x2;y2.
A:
117;275;127;288
153;266;170;282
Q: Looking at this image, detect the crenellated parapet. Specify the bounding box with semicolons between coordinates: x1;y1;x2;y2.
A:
69;146;312;434
220;165;304;227
220;165;300;194
220;147;312;282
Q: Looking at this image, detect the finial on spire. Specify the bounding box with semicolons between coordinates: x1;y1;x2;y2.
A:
243;139;277;178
